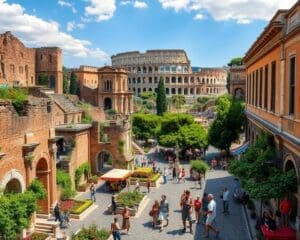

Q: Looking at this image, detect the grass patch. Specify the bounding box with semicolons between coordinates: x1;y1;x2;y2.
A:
70;199;93;215
116;191;144;208
0;87;28;115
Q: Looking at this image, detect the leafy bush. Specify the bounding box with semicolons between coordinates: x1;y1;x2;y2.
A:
75;163;91;190
57;169;74;200
116;191;144;208
0;87;28;115
70;199;93;215
26;232;49;240
27;179;47;200
82;113;92;124
71;225;110;240
190;160;209;173
118;140;125;155
132;167;152;178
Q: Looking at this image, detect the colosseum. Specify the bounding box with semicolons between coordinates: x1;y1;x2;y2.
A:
111;49;228;98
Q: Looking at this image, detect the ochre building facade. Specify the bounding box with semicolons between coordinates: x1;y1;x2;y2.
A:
111;49;227;98
244;2;300;232
0;31;63;94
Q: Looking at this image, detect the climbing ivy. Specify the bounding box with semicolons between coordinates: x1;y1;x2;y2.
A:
75;163;91;190
118;140;125;155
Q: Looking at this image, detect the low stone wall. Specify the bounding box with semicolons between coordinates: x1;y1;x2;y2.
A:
129;176;162;188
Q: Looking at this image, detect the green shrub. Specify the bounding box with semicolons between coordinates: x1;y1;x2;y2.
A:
116;191;144;208
28;232;49;240
75;163;91;190
82;113;92;124
71;224;110;240
70;200;93;215
118;140;125;155
27;179;47;200
0;87;28;115
190;160;209;173
60;188;75;201
57;169;74;200
88;175;99;184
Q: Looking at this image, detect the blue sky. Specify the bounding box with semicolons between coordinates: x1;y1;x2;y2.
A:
0;0;297;68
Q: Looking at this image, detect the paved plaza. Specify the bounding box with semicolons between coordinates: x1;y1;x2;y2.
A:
63;151;250;240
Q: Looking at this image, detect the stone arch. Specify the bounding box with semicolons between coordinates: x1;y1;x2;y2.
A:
184;77;188;83
104;97;112;110
284;154;299;178
36;158;49;213
96;150;113;173
235;88;245;100
143;88;147;92
171;76;176;83
148;88;152;92
0;169;26;193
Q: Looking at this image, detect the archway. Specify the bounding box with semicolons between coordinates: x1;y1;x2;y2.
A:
235;88;245;100
96;151;113;173
284;156;298;224
104;97;112;110
5;178;22;193
36;158;49;213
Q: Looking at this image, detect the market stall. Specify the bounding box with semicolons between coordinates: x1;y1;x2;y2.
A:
100;169;132;192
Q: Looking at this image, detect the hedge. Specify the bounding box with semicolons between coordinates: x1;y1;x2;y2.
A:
132;167;152;178
75;163;91;190
130;173;160;182
70;199;93;215
116;191;144;208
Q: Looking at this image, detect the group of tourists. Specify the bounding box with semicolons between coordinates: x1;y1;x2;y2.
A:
149;195;169;231
110;206;131;240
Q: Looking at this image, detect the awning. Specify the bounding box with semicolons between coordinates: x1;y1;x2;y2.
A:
231;142;249;156
100;169;131;182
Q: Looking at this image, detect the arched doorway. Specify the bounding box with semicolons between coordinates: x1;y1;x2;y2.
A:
235;88;245;100
36;158;49;214
284;157;298;225
96;151;113;173
49;75;56;89
5;178;22;193
104;98;112;110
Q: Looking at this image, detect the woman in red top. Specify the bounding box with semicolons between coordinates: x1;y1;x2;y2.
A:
280;197;291;227
194;196;202;224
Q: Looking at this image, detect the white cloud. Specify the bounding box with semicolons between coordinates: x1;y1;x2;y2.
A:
194;13;204;20
67;21;85;32
159;0;190;12
120;1;131;5
158;0;297;23
133;1;148;9
0;1;108;61
85;0;116;21
58;0;77;14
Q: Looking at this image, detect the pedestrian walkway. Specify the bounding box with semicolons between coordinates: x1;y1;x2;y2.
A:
62;151;250;240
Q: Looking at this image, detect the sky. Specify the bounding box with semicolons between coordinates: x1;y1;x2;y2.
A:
0;0;297;68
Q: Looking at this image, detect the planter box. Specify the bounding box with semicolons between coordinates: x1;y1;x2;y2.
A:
70;203;97;220
107;195;147;216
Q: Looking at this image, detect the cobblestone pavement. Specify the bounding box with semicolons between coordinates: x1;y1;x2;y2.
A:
62;150;250;240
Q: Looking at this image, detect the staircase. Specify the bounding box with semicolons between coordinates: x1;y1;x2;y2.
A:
34;218;59;237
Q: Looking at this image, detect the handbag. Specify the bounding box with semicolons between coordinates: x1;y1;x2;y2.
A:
149;209;154;217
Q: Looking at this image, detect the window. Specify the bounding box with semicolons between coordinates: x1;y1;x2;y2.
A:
252;72;255;105
289;56;296;115
259;68;263;107
270;61;276;112
264;65;268;109
255;70;258;107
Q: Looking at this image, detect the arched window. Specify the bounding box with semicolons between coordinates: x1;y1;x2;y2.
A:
104;98;112;110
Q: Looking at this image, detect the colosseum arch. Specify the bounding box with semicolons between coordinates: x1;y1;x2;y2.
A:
0;169;26;193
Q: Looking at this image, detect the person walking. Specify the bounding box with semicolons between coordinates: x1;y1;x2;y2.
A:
147;178;151;193
163;167;168;184
172;167;176;181
54;202;63;227
135;179;140;192
90;183;96;202
221;187;230;214
150;200;160;228
111;217;122;240
158;195;169;232
122;206;130;235
202;192;209;224
111;193;117;215
194;196;202;224
181;190;193;234
203;194;220;238
181;168;186;183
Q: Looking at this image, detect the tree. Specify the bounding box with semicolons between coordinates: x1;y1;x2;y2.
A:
69;71;79;95
156;77;167;116
170;94;186;110
208;95;245;155
178;123;208;150
228;133;298;215
227;57;243;66
132;113;160;141
63;66;69;94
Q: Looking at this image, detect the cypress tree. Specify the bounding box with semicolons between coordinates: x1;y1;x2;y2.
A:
156;77;167;116
69;71;78;95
